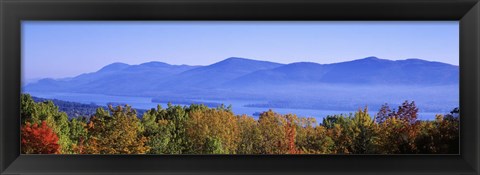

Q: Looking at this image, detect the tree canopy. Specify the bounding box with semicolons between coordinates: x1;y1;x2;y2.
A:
20;94;459;154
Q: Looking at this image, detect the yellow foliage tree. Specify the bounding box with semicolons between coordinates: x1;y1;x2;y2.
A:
83;106;150;154
186;108;240;154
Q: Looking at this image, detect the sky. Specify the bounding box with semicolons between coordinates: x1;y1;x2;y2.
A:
22;21;459;81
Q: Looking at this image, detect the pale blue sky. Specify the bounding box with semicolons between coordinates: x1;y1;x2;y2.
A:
22;21;459;81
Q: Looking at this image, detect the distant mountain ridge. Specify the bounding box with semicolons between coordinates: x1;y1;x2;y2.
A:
152;57;284;90
24;56;459;97
25;60;200;94
225;56;458;87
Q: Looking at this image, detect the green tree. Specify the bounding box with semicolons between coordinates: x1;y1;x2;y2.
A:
141;105;175;154
69;117;88;153
324;114;355;153
351;107;377;154
158;103;191;154
205;136;227;154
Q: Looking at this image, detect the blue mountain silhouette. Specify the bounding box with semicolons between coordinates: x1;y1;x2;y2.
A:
24;56;458;96
224;56;458;87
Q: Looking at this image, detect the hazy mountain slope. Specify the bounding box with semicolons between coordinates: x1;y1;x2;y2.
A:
24;57;458;97
153;57;285;90
319;57;458;85
25;61;200;95
223;56;458;87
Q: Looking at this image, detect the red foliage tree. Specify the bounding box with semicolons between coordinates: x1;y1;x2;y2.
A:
285;123;298;154
284;115;301;154
21;121;60;154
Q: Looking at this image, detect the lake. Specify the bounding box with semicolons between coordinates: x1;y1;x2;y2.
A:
26;91;444;121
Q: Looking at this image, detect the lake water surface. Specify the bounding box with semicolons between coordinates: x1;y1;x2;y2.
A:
27;91;443;121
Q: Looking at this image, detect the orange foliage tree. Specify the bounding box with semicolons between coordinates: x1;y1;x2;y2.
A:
21;121;60;154
283;114;301;154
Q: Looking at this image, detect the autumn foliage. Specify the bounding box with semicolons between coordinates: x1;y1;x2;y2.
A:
21;121;60;154
82;106;150;154
20;94;459;154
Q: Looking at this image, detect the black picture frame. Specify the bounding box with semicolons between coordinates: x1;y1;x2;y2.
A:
1;0;479;174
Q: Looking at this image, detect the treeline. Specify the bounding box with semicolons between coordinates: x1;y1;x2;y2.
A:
20;93;459;154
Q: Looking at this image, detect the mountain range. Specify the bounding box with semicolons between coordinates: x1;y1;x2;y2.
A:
24;56;459;99
224;57;458;87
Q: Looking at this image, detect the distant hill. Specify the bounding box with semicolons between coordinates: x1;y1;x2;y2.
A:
152;57;284;90
320;57;458;85
25;61;200;95
24;56;458;97
31;96;147;119
224;56;458;87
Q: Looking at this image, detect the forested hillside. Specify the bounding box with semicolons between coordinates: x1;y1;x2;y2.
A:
31;96;147;118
